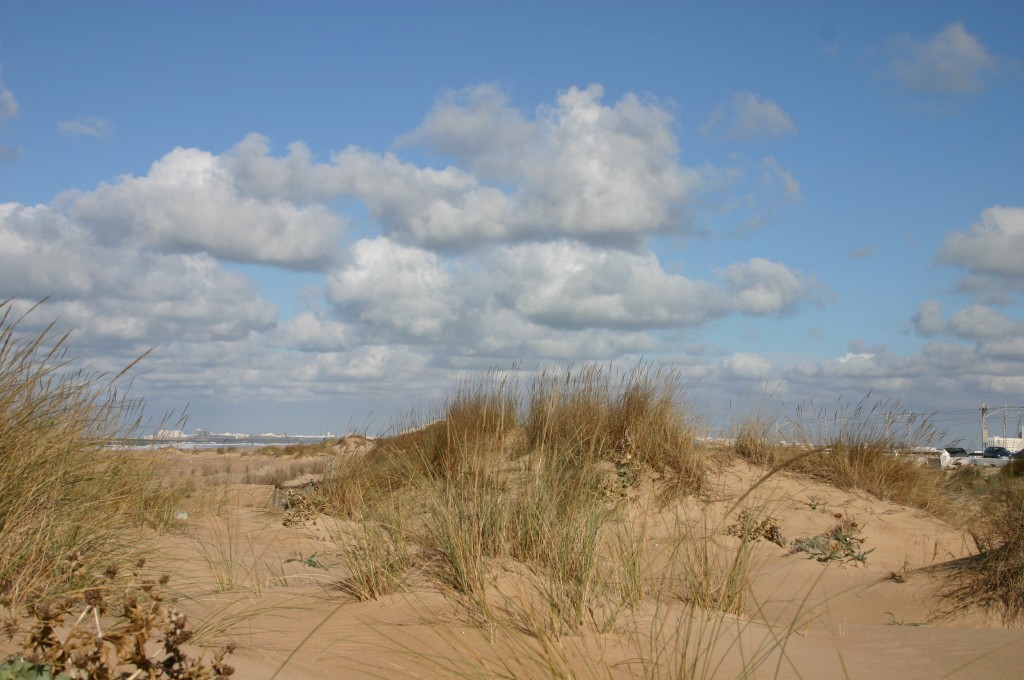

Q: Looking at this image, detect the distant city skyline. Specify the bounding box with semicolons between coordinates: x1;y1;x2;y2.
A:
1;3;1022;448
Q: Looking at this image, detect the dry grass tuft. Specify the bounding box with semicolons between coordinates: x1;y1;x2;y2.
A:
732;394;950;514
315;364;734;647
0;300;187;600
941;481;1024;623
525;364;706;496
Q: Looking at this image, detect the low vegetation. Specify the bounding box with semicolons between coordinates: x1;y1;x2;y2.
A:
941;480;1024;623
5;299;1024;676
0;300;186;601
733;395;951;515
320;365;715;637
0;561;234;679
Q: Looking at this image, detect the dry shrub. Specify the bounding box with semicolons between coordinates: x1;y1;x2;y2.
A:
942;481;1024;623
274;440;333;458
335;518;410;602
0;561;234;678
320;363;710;637
733;395;949;514
525;364;705;496
242;458;326;486
0;300;186;600
733;419;789;468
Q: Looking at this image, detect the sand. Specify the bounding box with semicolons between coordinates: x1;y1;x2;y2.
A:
8;446;1024;679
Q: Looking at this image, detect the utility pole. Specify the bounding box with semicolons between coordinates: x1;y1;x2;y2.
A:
982;404;989;448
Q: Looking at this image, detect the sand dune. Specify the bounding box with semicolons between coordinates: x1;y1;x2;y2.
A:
104;448;1024;679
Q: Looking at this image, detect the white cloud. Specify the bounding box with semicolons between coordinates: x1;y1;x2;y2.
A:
0;66;16;122
0;202;278;348
58;117;111;139
979;339;1024;363
836;352;875;364
487;240;728;330
468;306;658;360
703;92;796;140
719;258;810;315
72;146;345;268
721;352;773;379
398;83;535;178
948;304;1017;339
225;85;702;250
314;237;815;359
760;157;801;202
326;237;458;340
885;22;997;94
294;344;433;382
278;311;353;352
484;242;814;331
912;300;945;337
938;206;1024;286
0;83;825;432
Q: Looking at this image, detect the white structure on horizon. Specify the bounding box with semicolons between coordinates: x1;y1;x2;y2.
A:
156;429;185;439
981;404;1024;451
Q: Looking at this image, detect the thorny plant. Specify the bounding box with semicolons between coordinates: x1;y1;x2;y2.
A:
791;516;874;565
1;556;234;679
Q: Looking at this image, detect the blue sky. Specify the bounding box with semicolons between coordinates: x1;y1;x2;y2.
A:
1;2;1022;446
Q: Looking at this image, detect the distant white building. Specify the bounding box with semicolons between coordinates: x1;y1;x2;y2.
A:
987;435;1024;451
981;406;1024;451
156;429;185;439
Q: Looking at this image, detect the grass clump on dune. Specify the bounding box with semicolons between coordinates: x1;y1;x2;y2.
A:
319;364;711;637
0;300;185;600
525;363;706;497
733;394;950;514
942;480;1024;623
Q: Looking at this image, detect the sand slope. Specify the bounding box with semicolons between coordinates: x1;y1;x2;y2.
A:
12;449;1022;679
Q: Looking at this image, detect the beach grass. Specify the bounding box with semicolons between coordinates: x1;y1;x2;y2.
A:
4;304;1021;677
0;299;188;601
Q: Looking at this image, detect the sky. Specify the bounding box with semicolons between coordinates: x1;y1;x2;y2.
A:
1;2;1022;446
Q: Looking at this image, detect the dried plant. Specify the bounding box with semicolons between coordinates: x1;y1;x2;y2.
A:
1;560;234;679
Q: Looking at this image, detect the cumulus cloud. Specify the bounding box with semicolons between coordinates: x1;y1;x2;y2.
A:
277;311;353;353
0;203;278;348
487;240;728;330
0;83;822;431
409;84;699;244
72;146;345;268
719;258;811;315
703;92;797;140
58;117;111;139
484;242;815;331
315;237;816;354
721;352;773;379
948;304;1017;339
912;300;945;337
938;206;1024;286
225;85;703;250
884;22;997;94
398;84;535;178
468;306;658;360
326;237;458;340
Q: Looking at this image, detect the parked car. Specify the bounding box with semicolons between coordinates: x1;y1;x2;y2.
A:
944;447;968;457
983;446;1011;458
